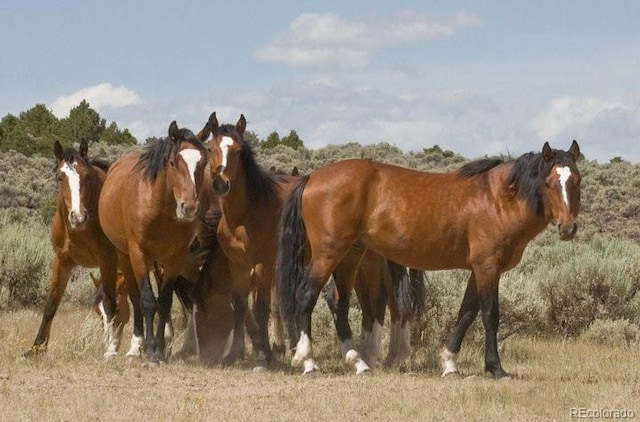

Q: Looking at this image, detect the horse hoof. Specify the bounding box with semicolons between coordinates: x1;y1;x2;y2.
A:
302;368;320;377
441;370;461;379
142;361;160;368
355;367;372;376
253;366;268;373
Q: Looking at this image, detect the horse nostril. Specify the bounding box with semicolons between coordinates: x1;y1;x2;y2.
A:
213;177;230;194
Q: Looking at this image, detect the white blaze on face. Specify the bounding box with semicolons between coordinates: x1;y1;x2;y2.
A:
556;166;572;208
61;162;81;216
179;149;202;185
219;136;234;169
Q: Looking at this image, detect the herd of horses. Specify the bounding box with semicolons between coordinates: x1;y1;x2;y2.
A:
22;112;582;379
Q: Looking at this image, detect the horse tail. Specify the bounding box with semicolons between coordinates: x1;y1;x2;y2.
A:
276;175;310;334
388;262;426;322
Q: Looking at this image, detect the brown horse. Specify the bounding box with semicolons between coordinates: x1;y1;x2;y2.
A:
24;140;122;358
98;119;211;364
278;141;581;378
207;113;293;370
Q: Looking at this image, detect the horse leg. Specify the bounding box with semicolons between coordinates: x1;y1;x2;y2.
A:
270;283;286;360
97;252;121;360
139;273;158;363
441;272;479;377
385;262;412;367
476;271;508;379
116;254;144;358
25;255;74;356
154;277;175;362
290;266;324;375
354;260;384;369
252;280;273;371
224;292;248;364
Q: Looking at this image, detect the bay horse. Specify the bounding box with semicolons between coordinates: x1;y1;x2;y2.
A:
208;115;421;374
207;113;290;370
24;140;123;358
277;141;581;378
98;119;211;364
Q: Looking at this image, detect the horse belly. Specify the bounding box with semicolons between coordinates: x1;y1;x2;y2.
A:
366;233;469;271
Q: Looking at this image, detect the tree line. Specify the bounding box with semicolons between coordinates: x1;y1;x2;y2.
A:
0;102;308;156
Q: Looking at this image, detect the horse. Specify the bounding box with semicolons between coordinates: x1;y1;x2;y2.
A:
98;119;211;364
24;139;122;358
277;141;581;378
207;113;293;370
208;115;422;374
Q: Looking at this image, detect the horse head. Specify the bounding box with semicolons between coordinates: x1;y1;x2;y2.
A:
541;140;581;240
166;120;209;222
54;139;92;230
207;112;247;196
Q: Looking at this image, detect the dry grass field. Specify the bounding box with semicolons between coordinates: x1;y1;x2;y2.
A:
1;303;638;422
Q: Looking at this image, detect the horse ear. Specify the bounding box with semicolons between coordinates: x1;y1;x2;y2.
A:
236;114;246;134
196;122;211;142
568;139;580;161
208;112;218;133
79;138;89;158
291;166;299;177
54;141;64;161
542;141;555;162
168;121;179;141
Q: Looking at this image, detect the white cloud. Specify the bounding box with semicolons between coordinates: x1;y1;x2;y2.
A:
50;82;142;118
531;96;640;161
255;10;481;68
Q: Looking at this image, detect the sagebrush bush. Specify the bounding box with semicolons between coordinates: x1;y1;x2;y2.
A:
581;318;640;346
538;238;640;336
0;223;51;308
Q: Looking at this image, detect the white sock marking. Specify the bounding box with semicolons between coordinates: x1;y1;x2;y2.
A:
292;332;312;367
179;149;202;185
61;162;81;217
440;347;459;376
556;166;572;208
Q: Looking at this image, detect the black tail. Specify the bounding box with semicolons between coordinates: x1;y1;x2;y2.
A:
388;262;426;322
276;175;310;338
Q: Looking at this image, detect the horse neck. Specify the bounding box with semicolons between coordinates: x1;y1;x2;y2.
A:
494;168;550;242
218;169;251;224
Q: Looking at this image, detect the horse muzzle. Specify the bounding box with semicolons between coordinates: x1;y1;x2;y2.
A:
176;200;200;222
212;174;230;196
557;221;578;241
68;210;88;230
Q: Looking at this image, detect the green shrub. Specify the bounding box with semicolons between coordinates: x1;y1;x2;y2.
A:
538;238;640;336
0;223;51;308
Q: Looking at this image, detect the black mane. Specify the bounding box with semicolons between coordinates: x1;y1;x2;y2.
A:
136;128;206;182
457;147;579;216
506;148;579;215
215;124;282;204
457;157;505;178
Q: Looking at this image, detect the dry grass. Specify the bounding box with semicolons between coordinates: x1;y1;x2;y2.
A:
1;304;639;422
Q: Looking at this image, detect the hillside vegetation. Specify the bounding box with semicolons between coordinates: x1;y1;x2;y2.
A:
0;140;638;348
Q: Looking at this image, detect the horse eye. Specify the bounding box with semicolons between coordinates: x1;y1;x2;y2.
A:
169;160;175;167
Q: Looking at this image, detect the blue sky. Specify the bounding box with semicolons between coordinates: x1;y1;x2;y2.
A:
2;1;639;162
